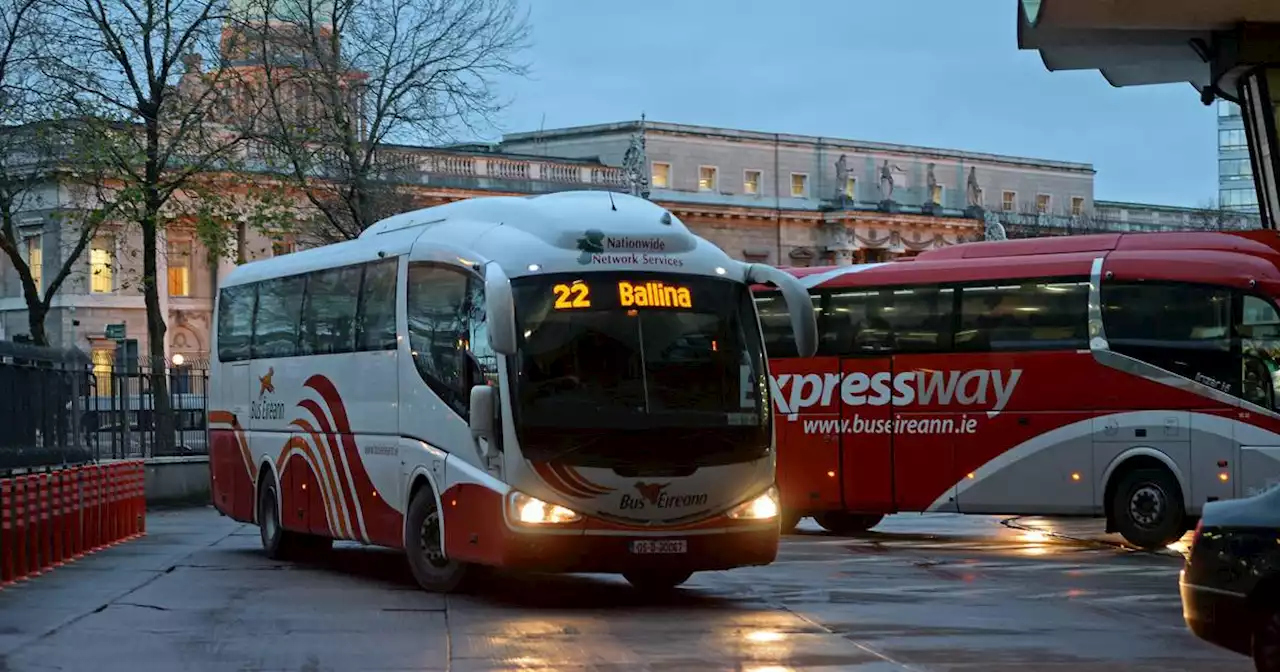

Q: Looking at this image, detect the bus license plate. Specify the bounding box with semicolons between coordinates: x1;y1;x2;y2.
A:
630;539;687;554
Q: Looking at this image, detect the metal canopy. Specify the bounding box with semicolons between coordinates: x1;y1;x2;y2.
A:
1016;0;1280;90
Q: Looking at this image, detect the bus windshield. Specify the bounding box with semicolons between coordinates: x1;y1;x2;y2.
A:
509;271;770;467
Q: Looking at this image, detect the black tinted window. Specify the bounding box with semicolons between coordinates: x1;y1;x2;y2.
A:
252;275;305;358
755;292;812;359
1102;281;1235;394
301;265;362;355
956;279;1089;351
357;259;398;351
406;263;471;416
217;284;256;362
825;286;953;354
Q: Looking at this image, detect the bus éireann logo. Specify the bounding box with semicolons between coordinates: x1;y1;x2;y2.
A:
576;229;605;264
258;367;275;397
619;481;709;511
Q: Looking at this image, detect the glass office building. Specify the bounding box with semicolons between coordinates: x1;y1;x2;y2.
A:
1219;100;1260;213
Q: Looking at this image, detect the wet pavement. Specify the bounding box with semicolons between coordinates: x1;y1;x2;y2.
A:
0;508;1247;671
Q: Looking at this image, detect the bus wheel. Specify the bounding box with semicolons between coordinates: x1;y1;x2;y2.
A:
258;476;301;560
623;570;692;592
1112;467;1185;550
814;512;884;536
404;486;472;593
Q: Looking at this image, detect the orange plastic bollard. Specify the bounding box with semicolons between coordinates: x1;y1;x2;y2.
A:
49;472;65;568
83;468;98;553
12;477;28;580
36;473;53;574
137;462;147;538
107;464;121;547
68;467;84;559
23;475;43;578
1;478;14;586
126;462;142;540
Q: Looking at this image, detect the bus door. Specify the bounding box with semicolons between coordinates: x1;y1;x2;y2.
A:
839;357;895;512
772;357;843;517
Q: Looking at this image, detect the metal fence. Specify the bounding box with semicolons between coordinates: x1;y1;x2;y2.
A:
0;340;209;475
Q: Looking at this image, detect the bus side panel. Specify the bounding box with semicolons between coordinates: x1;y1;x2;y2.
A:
280;454;307;533
770;356;843;517
841;357;894;513
209;427;254;523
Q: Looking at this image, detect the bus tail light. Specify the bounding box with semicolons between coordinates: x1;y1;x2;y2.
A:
728;486;780;520
509;492;581;525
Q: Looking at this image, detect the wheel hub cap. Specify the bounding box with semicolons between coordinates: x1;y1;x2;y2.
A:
418;511;449;568
1129;485;1164;528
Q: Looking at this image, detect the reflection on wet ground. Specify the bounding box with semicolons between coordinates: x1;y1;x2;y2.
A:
0;509;1247;671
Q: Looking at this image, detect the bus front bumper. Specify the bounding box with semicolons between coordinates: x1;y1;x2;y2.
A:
441;483;780;574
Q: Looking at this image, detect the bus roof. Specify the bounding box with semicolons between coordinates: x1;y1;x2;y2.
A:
221;191;744;289
772;230;1280;292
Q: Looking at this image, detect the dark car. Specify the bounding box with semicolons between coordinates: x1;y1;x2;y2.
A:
1180;485;1280;670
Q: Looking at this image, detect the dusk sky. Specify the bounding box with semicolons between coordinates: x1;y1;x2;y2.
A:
492;0;1218;209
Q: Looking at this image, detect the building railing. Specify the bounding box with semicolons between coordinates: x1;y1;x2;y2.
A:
83;366;210;460
242;141;629;189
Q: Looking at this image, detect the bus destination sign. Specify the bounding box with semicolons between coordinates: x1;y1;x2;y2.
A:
552;280;694;311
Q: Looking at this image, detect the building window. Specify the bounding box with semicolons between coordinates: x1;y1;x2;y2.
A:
929;184;942;205
1220;158;1253;180
651;162;670;189
168;239;191;297
1036;194;1051;214
1071;197;1084;216
743;170;762;195
846;178;858;199
698;166;717;192
1219;129;1248;150
90;237;113;293
790;173;808;198
1221;187;1259;209
91;347;113;396
25;235;41;293
1219;101;1240;118
1001;191;1016;212
271;239;296;256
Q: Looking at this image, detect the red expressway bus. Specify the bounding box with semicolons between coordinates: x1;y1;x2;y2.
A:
753;230;1280;550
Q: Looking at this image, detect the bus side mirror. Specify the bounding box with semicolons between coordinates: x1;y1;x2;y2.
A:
469;384;496;443
483;261;518;356
745;263;818;358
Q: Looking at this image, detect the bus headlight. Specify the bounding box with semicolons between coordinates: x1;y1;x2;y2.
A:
728;486;780;520
509;491;582;524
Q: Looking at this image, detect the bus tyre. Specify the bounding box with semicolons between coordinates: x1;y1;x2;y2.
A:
1112;467;1185;550
404;486;472;594
258;476;302;561
623;570;692;592
814;512;884;536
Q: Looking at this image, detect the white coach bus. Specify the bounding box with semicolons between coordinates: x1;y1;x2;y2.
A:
208;191;817;592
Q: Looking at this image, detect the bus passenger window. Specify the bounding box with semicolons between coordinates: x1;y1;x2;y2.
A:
252;276;305;359
956;279;1088;352
1239;294;1280;410
301;266;362;355
1102;282;1235;395
406;263;471;418
754;292;811;358
217;284;256;362
875;286;953;353
824;290;871;355
357;259;398;351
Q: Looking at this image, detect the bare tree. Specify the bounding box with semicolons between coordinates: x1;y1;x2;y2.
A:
0;0;112;345
1187;200;1260;231
239;0;529;244
42;0;289;449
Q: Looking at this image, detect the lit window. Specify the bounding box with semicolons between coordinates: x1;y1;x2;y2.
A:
846;178;857;199
1002;191;1016;212
791;173;808;198
271;239;295;256
1036;194;1051;214
26;235;41;292
90;237;113;293
92;348;113;396
651;162;670;189
698;166;717;192
168;239;191;297
744;170;761;195
1071;197;1084;216
930;184;942;205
